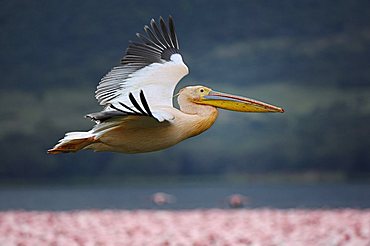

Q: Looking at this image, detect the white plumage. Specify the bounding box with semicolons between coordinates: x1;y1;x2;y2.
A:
104;54;188;112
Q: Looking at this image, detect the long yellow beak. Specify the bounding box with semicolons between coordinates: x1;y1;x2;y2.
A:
199;90;284;113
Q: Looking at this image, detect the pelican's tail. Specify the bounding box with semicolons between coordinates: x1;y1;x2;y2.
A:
47;131;96;154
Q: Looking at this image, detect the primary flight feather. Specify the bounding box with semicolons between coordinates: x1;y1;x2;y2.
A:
48;16;283;154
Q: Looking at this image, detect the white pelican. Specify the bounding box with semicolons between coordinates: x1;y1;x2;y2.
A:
48;16;284;154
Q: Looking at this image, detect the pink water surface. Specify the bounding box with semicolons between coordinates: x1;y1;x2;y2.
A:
0;209;369;245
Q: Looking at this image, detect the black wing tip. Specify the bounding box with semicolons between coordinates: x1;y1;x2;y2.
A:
121;15;180;66
153;15;170;22
159;16;169;27
168;15;174;24
114;91;153;118
128;92;148;116
139;90;153;117
150;19;157;30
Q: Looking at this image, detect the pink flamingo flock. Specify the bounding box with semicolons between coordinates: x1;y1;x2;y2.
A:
0;209;369;245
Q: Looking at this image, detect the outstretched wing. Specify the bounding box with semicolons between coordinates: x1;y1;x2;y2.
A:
95;16;188;115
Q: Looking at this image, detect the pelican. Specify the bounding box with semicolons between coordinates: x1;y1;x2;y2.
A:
48;16;284;154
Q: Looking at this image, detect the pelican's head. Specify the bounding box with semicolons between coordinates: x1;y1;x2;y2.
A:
178;85;284;113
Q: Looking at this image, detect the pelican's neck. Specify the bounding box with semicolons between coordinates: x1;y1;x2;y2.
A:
178;94;214;116
178;97;219;138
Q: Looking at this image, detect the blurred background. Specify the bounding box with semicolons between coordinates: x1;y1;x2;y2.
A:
0;0;369;210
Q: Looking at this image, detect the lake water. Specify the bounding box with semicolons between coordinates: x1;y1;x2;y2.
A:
0;181;369;210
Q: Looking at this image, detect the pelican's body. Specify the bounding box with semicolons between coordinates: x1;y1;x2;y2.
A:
48;16;283;154
87;102;217;153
